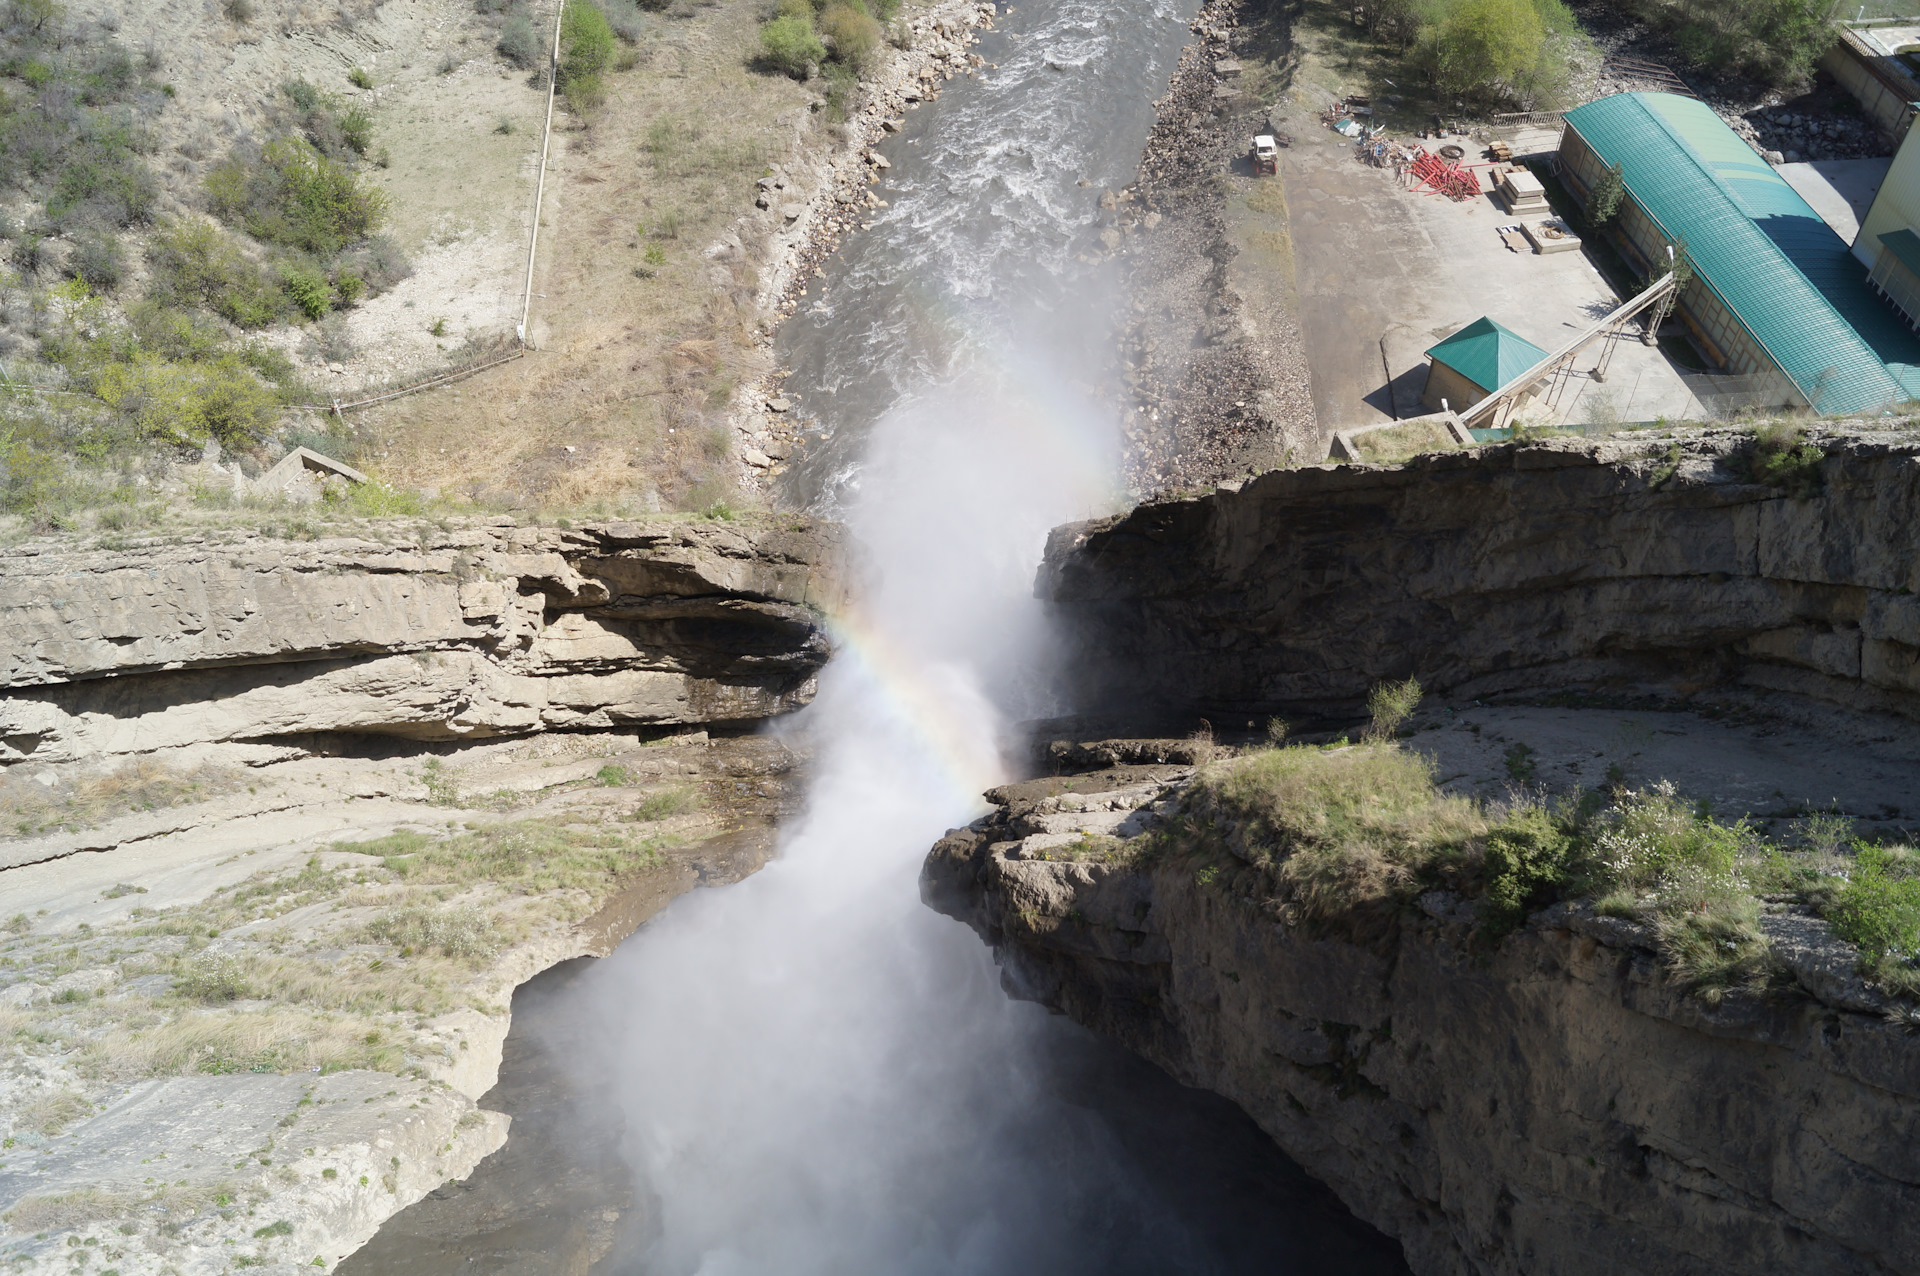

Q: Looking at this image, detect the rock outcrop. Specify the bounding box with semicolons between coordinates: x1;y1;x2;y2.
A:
1040;429;1920;723
924;768;1920;1276
0;516;849;766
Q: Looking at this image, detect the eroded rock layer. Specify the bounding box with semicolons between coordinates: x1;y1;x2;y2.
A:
1039;430;1920;722
924;769;1920;1276
0;516;849;765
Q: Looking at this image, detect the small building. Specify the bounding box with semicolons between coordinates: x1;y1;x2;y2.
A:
1420;317;1548;413
1558;91;1920;415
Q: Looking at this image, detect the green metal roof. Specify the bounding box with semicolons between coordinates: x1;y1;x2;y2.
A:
1881;228;1920;278
1563;92;1920;415
1424;317;1549;391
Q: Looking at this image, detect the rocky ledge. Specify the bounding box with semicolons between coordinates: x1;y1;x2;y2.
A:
1039;427;1920;725
923;761;1920;1276
0;515;849;770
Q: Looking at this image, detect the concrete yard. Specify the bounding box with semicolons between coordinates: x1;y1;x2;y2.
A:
1277;124;1706;431
1778;157;1893;253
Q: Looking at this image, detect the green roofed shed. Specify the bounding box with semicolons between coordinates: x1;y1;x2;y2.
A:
1420;317;1548;412
1424;317;1548;391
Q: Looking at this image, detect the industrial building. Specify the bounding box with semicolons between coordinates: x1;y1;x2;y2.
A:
1557;92;1920;416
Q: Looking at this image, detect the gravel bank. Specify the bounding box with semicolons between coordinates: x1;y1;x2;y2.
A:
1113;0;1319;495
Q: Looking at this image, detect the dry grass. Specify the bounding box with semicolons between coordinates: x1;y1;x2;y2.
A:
1190;744;1490;921
14;1088;93;1136
0;760;245;840
333;820;669;901
82;1009;405;1081
363;0;816;511
4;1189;131;1233
1349;420;1463;466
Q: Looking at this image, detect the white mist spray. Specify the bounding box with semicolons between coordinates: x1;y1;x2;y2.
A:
583;361;1163;1275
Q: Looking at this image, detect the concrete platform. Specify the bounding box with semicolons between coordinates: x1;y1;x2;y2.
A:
1278;128;1705;431
1778;157;1891;250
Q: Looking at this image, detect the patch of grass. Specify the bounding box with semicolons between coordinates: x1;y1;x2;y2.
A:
0;759;244;840
359;905;499;961
628;785;700;821
335;821;669;896
16;1089;92;1136
1190;743;1490;924
1349;421;1463;466
1745;422;1824;500
595;765;631;787
347;67;374;91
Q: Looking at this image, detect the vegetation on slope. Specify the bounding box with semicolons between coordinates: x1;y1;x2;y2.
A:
1066;684;1920;1010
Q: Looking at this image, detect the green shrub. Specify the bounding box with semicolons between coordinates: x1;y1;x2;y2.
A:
66;232;124;291
94;354;279;447
1620;0;1831;87
284;79;323;111
560;0;614;85
1746;422;1824;499
205;137;389;257
1363;676;1422;742
497;8;545;70
1578;780;1752;914
176;953;252;1002
1827;847;1920;962
760;13;825;77
818;2;882;71
279;262;334;319
46;130;158;229
1480;805;1575;938
1420;0;1543;97
337;106;374;156
347;67;374;90
145;219;288;328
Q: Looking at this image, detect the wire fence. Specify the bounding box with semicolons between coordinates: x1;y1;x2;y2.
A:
291;348;527;414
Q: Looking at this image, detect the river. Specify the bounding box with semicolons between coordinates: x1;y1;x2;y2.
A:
344;0;1410;1270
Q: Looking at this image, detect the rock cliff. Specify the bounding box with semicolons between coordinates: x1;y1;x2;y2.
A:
0;515;848;767
1040;429;1920;723
924;766;1920;1276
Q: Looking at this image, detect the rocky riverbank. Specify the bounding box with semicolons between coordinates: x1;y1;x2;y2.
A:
1113;0;1319;493
723;0;1002;491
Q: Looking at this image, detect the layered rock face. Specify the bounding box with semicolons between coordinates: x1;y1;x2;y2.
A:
0;516;848;765
1040;430;1920;722
924;771;1920;1276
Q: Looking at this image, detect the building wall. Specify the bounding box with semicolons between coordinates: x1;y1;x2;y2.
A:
1419;360;1487;413
1856;113;1920;271
1558;127;1804;409
1821;28;1920;149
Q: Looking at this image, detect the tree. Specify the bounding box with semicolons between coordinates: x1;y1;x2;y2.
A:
1588;161;1625;225
559;0;614;111
1420;0;1544;98
760;13;824;78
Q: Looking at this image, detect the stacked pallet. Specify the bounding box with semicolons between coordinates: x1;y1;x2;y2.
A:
1497;170;1550;217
